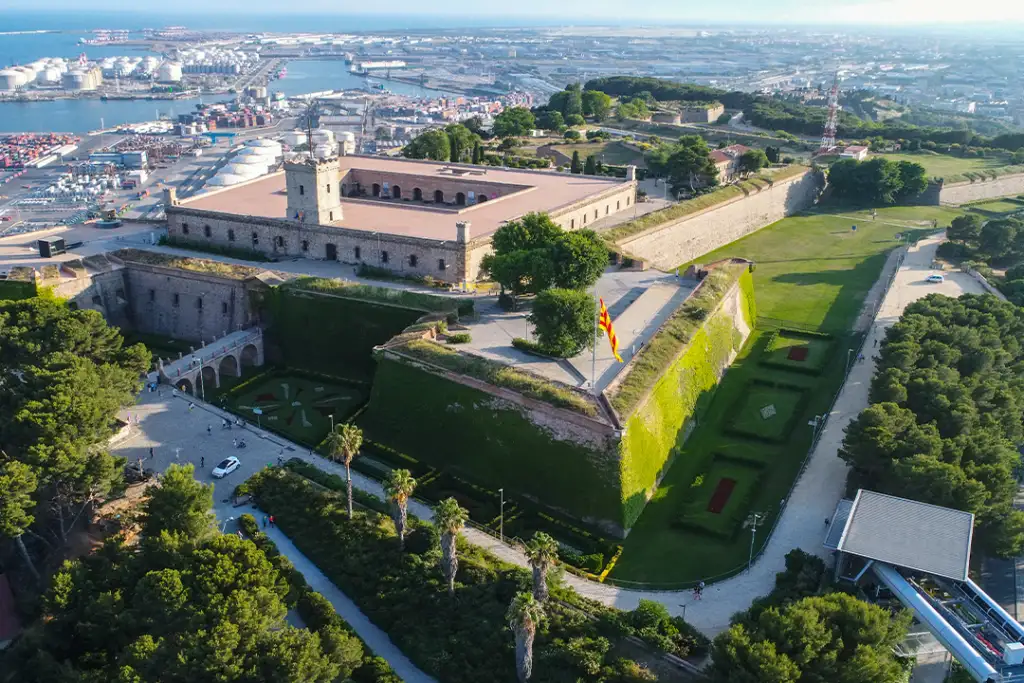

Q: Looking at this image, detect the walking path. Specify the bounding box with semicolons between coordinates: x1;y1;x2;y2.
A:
245;509;438;683
113;233;986;641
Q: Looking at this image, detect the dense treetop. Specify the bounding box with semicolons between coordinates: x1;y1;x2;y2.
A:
840;294;1024;555
827;157;929;205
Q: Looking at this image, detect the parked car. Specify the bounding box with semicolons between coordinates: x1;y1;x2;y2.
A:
212;456;241;478
925;274;945;283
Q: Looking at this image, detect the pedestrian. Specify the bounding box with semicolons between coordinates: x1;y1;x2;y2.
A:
222;418;228;429
857;353;865;363
824;517;830;526
149;447;154;460
232;438;238;448
237;530;244;539
174;448;181;461
698;580;705;599
172;389;178;398
873;338;878;348
263;515;268;529
188;402;195;411
692;585;700;600
207;424;212;435
269;515;275;528
201;456;205;468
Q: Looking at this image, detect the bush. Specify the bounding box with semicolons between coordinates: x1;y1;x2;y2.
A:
632;599;671;630
284;458;390;514
446;332;471;344
511;337;548;355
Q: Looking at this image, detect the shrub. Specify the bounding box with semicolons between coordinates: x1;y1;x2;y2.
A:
446;332;471;344
632;599;671;630
284;458;390;513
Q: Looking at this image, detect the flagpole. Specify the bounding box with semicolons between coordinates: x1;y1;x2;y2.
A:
591;292;599;395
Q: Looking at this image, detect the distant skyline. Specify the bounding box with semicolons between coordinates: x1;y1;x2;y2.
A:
2;1;1024;25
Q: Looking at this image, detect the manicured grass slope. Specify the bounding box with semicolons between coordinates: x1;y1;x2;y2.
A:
609;205;962;584
878;151;1018;179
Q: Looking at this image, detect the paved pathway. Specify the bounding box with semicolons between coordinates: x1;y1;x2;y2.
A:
112;233;987;641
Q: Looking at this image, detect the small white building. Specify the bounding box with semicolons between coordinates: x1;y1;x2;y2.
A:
840;145;869;161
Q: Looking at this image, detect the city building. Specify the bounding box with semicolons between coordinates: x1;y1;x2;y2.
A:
164;155;637;284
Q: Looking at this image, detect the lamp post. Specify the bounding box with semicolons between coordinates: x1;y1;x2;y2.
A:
220;516;235;534
499;488;505;543
329;414;335;433
192;355;206;401
748;512;763;570
846;348;854;374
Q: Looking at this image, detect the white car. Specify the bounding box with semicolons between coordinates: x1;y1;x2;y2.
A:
211;456;241;478
925;274;945;283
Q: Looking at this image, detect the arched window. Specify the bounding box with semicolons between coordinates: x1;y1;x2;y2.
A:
456;192;466;206
478;194;488;202
392;185;401;199
413;187;423;201
434;189;444;203
181;222;189;235
409;254;418;267
372;183;381;197
203;224;211;237
275;236;284;248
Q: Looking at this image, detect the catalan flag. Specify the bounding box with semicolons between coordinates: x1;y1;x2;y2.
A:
598;298;623;363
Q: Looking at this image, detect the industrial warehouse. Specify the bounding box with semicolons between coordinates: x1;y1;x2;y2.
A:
163;152;638;284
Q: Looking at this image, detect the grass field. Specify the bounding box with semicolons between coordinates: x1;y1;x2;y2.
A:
224;371;368;446
967;198;1024;215
548;140;646;167
763;330;834;373
726;382;807;442
878;152;1015;179
674;458;765;540
609;204;964;585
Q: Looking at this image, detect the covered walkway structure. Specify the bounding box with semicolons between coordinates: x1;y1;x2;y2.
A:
827;490;1024;683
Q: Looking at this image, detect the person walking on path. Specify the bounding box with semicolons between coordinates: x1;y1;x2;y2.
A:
200;456;205;468
263;515;268;529
207;425;212;435
873;338;878;347
269;515;275;528
149;447;154;460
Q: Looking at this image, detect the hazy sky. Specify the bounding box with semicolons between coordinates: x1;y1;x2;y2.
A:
6;0;1024;24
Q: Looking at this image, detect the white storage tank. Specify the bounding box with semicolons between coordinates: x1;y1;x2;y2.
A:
280;130;306;146
0;70;21;91
157;61;183;83
222;162;264;177
311;129;335;145
208;173;246;186
63;70;87;90
40;67;62;84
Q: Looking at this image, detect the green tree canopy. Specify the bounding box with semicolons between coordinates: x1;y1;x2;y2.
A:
840;293;1024;555
645;135;719;194
571;150;583;174
584;154;597;175
536;109;566;133
0;296;148;572
4;531;357;682
141;463;215;539
738;149;769;176
582;90;613;121
493;107;536;138
948;213;984;243
711;592;911;683
444;123;480;163
827;157;928;204
402;129;451;161
481;214;606;303
616;98;651;121
528;289;596;357
548;83;583;119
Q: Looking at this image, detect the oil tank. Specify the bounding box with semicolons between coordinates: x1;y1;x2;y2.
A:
157;61;183;83
0;69;21;91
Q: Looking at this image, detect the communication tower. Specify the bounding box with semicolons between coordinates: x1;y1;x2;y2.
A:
819;70;840;154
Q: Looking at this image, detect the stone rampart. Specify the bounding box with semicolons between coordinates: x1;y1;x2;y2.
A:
935;173;1024;205
616;170;823;270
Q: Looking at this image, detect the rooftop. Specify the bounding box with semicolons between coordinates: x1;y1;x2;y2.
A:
835;489;974;581
181;156;627;241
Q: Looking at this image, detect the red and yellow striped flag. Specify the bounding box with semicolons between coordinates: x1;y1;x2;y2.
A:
598;298;623;363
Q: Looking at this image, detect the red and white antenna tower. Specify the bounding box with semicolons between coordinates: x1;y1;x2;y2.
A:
819;70;839;153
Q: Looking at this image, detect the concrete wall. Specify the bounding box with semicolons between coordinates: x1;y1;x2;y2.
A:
616;170;823;270
553;184;637;232
59;269;132;327
936;173;1024;205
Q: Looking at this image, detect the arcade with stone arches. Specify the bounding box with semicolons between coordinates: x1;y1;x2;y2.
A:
158;329;265;398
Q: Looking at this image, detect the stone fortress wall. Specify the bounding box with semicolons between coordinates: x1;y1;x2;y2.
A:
615;170;824;271
934;172;1024;205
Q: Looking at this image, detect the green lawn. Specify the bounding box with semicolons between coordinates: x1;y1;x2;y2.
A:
878;152;1015;180
609;204;963;585
763;330;834;373
223;371;368;446
726;382;807;443
549;141;646;167
673;457;765;540
968;198;1024;215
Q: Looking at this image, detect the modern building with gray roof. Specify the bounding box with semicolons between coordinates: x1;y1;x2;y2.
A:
831;489;974;581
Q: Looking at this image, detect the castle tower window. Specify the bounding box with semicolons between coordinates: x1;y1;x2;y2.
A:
196;297;203;310
438;258;446;271
252;232;259;246
173;293;180;307
181;222;189;235
228;229;235;241
299;185;305;196
381;250;389;264
204;224;211;237
354;246;361;260
302;240;309;252
409;254;418;267
222;302;229;315
326;184;331;194
275;236;284;248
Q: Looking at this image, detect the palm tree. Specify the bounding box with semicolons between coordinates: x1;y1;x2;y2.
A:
524;532;559;602
507;592;543;683
433;497;468;595
385;468;416;551
325;423;362;519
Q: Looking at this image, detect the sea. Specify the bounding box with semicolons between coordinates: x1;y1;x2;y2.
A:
0;10;536;134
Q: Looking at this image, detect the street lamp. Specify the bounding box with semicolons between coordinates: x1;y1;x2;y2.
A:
846;348;854;373
220;516;235;534
191;355;206;401
498;488;505;543
747;512;763;570
329;414;335;433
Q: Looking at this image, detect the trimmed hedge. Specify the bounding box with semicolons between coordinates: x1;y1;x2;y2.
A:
722;379;810;444
284;458;390;514
759;328;835;376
